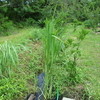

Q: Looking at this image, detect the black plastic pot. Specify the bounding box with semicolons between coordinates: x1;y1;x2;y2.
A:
34;72;44;100
25;73;62;100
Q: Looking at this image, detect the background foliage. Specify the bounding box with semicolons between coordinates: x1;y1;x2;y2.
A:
0;0;100;36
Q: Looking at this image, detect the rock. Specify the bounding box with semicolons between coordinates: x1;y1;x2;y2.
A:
25;93;35;100
62;97;75;100
28;94;35;100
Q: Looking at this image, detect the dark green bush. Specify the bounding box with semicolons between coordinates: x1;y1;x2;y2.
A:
0;14;13;36
83;19;93;28
25;18;36;26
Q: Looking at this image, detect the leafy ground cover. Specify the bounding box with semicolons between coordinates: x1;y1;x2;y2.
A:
0;25;100;100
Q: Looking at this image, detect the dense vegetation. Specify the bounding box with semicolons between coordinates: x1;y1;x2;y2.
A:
0;0;100;34
0;0;100;100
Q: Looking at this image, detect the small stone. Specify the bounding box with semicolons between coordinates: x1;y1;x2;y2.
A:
28;94;35;100
62;97;75;100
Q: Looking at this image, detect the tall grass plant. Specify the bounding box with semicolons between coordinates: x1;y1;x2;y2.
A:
0;41;18;77
42;18;64;99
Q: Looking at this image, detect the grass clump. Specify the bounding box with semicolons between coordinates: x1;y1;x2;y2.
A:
0;41;18;77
